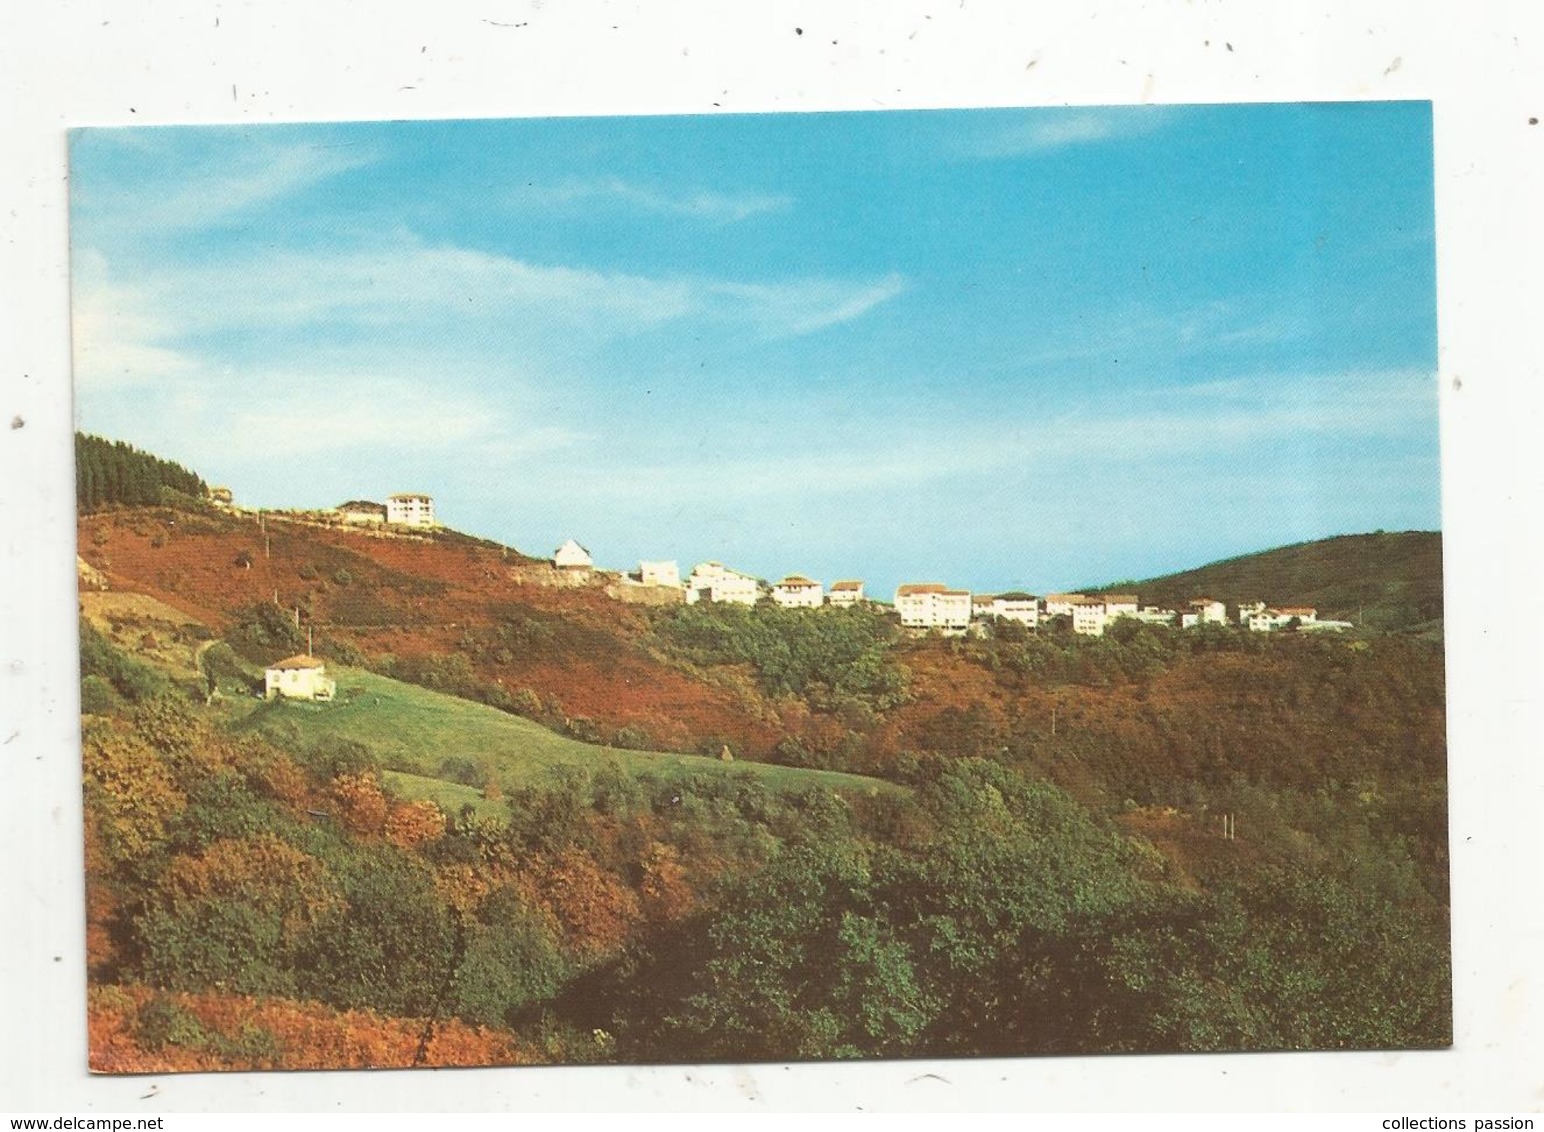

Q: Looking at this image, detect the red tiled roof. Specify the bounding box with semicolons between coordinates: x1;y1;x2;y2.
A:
268;654;326;670
1097;594;1139;603
896;583;948;596
830;580;863;591
777;576;820;587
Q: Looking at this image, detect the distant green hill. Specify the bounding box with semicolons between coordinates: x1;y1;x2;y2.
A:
1097;531;1443;632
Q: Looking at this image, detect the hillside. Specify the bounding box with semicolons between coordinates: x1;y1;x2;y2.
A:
76;504;793;759
227;665;894;801
75;470;1451;1066
1098;531;1443;632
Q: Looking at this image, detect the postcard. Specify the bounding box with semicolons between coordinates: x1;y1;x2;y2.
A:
69;104;1447;1072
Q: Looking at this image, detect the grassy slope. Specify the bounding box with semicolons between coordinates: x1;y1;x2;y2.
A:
230;665;893;798
1097;531;1443;630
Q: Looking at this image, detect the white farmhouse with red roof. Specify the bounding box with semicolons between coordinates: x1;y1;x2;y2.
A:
263;654;337;702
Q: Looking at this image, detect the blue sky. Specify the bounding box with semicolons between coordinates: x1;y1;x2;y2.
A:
70;103;1439;597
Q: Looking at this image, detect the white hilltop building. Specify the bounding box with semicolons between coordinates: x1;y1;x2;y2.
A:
1071;598;1109;637
990;592;1041;628
386;493;435;528
554;539;593;570
264;654;337;702
686;561;760;606
1188;597;1228;625
1248;605;1321;632
771;575;824;608
827;580;865;607
637;560;681;588
1134;605;1180;626
895;583;972;633
1096;593;1140;620
1044;593;1087;619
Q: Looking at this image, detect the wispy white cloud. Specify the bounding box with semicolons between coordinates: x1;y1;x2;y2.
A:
71;236;905;387
508;177;792;224
72;130;377;235
963;107;1178;158
70;251;197;389
558;365;1436;509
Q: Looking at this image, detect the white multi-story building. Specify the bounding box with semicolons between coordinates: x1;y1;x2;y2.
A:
989;592;1040;628
638;560;680;588
1044;593;1087;618
1134;605;1179;626
771;575;824;608
827;580;865;607
686;562;760;606
1071;598;1109;637
1097;594;1140;620
895;583;972;632
386;493;435;528
553;539;593;570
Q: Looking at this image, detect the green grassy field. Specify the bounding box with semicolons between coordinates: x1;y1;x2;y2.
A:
233;665;894;799
379;769;507;820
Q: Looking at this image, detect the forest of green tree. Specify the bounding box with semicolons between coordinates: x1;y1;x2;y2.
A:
76;432;208;512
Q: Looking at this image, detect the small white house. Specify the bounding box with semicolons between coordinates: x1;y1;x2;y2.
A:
386;493;435;528
1188;597;1228;625
1072;598;1109;637
264;654;337;702
685;562;760;606
1134;605;1179;626
1248;606;1319;632
895;583;972;632
827;580;865;607
638;560;680;588
772;575;824;609
554;539;593;570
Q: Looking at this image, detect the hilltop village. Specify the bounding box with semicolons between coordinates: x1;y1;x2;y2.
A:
222;488;1354;643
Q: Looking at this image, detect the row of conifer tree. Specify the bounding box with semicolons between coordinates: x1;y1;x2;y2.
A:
75;432;207;512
